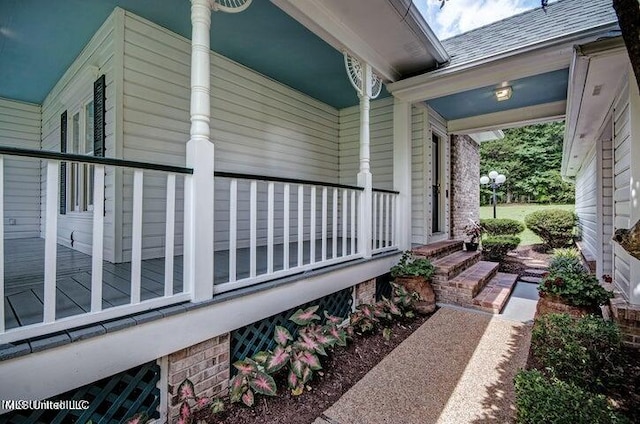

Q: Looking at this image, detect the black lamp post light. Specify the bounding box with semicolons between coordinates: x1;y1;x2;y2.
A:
480;171;506;219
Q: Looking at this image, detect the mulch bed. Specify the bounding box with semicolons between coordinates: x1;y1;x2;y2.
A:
195;312;432;424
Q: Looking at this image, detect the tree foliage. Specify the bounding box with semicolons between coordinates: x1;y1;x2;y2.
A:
480;121;574;205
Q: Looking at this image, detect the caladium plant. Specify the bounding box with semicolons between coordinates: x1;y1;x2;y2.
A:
229;357;277;407
174;378;225;424
264;306;349;396
350;283;420;336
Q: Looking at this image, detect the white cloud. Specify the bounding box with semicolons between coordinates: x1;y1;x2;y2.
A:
414;0;540;39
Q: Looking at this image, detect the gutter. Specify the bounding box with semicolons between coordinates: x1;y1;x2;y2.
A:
388;22;619;96
561;36;626;179
387;0;450;66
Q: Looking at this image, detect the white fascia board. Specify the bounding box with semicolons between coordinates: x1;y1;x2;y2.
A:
270;0;401;81
448;101;566;134
388;23;619;102
562;37;627;178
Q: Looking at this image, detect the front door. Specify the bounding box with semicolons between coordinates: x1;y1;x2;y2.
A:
431;132;441;234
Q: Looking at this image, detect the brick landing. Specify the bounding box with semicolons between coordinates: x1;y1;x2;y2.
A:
412;240;464;261
472;273;519;314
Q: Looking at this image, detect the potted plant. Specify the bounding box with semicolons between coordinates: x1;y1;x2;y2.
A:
464;220;483;251
536;270;614;318
390;251;436;314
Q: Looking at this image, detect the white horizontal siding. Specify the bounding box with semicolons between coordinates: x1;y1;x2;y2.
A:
40;13;117;262
601;130;613;276
0;98;42;239
338;97;394;190
613;80;631;296
575;149;598;260
121;12;340;259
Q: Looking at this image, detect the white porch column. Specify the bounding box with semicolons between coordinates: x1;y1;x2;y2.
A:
185;0;214;302
357;80;373;258
393;98;412;251
345;55;381;259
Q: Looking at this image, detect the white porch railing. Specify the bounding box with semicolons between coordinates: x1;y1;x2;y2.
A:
213;172;365;294
0;147;192;344
372;188;399;254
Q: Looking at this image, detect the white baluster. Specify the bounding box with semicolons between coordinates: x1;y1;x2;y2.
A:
163;173;175;297
267;182;274;274
351;191;356;255
321;187;327;262
283;184;290;271
332;188;338;259
372;192;378;250
229;179;237;282
91;165;105;311
250;180;257;278
385;194;390;247
131;170;144;304
310;186;316;264
44;161;60;323
297;185;304;267
342;189;347;258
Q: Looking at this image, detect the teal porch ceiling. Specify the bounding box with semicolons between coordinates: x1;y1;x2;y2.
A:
0;0;364;109
427;68;570;121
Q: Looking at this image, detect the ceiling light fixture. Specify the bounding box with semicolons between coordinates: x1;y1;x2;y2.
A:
494;86;513;101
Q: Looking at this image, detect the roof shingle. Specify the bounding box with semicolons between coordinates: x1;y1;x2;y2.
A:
440;0;618;67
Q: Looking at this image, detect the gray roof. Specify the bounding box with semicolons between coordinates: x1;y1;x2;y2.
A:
440;0;618;68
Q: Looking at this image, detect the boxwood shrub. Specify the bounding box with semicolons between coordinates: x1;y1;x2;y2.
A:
480;218;525;236
524;209;576;248
531;313;623;391
514;369;628;424
481;235;520;261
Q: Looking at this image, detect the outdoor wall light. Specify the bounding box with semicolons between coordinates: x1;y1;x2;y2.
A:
494;86;512;101
480;171;506;218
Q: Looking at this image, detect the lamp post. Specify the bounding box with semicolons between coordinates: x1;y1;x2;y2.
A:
480;171;506;219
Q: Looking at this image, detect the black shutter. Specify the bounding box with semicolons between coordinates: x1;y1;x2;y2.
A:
60;111;67;215
93;74;106;157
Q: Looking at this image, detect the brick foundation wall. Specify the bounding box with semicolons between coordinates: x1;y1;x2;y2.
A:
354;279;376;306
167;334;230;420
610;295;640;349
451;135;480;240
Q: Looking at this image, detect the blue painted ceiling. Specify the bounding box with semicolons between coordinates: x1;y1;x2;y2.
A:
0;0;366;108
427;68;569;121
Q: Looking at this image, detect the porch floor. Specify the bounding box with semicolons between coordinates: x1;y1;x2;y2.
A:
3;237;362;330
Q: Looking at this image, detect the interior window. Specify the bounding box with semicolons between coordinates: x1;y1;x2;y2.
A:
67;100;95;213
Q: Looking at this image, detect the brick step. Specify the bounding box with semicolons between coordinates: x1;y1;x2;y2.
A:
412;240;463;261
471;272;519;314
433;250;482;279
448;261;500;302
522;268;548;278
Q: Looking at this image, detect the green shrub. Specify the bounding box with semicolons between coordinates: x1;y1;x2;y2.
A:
524;209;576;248
548;248;585;275
531;313;623;391
390;251;435;279
514;369;628;424
480;218;525;236
539;271;613;308
481;235;520;261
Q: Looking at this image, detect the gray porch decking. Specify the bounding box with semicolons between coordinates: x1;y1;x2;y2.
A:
3;237;360;331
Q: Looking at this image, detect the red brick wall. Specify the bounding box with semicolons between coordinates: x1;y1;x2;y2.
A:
451;135;480;240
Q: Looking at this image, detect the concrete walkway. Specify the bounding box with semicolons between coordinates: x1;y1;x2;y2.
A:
315;307;532;424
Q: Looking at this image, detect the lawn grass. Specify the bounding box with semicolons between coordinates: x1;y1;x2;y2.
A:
479;203;575;246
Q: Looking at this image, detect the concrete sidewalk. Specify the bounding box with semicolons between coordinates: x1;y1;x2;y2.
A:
315;307;531;424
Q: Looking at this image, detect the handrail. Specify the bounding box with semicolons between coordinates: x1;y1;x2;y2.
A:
373;188;400;194
0;146;193;174
215;171;364;191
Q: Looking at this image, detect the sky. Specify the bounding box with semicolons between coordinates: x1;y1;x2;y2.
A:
413;0;547;40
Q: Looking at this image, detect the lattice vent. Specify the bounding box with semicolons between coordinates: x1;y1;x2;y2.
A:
231;288;353;364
